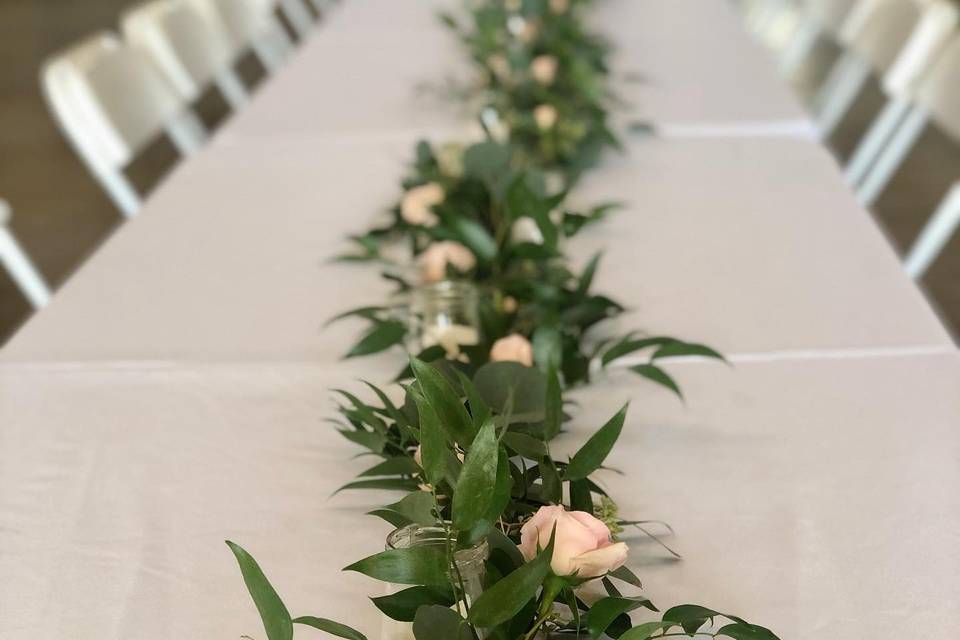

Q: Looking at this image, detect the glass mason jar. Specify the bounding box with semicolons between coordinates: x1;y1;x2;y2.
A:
380;524;489;640
405;281;481;360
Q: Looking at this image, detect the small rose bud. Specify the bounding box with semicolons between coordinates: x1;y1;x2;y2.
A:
510;216;544;245
534;104;559;130
401;183;444;227
519;505;629;578
490;333;534;367
531;55;558;85
502;296;518;314
550;0;570;14
419;241;477;284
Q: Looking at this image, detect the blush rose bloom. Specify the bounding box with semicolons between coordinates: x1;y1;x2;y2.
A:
519;505;628;578
401;183;444;227
550;0;570;14
420;241;477;284
489;333;534;367
534;104;558;130
531;55;558;85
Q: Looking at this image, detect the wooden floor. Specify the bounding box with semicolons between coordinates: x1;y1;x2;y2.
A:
0;4;957;345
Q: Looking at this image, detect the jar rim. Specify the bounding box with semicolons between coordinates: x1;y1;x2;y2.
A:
386;523;489;564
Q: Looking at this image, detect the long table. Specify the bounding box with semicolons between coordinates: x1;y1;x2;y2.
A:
1;0;958;638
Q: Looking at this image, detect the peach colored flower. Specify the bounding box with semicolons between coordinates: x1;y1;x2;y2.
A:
531;55;558;85
420;241;476;284
519;505;628;578
534;104;558;130
489;333;534;367
550;0;570;14
401;183;444;227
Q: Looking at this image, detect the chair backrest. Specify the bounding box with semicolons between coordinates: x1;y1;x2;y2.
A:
840;0;926;75
121;0;236;103
41;31;205;216
914;34;960;141
42;31;188;171
882;0;958;97
188;0;293;70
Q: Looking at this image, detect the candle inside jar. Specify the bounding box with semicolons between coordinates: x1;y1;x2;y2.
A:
422;323;480;358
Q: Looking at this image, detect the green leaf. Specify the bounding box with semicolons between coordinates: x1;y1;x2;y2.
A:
335;478;421;494
324;306;386;327
472;362;547;423
653;340;727;363
486;448;512;522
371;586;454;622
468;530;555;627
608;565;643;589
457;370;492;429
532;324;563;373
413;605;473;640
225;541;293;640
601;337;673;367
452;218;497;261
358;456;421;477
663;604;721;634
382;491;438;526
452;419;499;531
345;321;407;358
564;403;628;481
544;366;563;440
629;364;683;399
618;621;677;640
344;546;449;587
717;623;781;640
587;597;657;639
501;432;547;459
413;396;447;487
411;357;475;445
577;252;602;296
292;617;367;640
463;141;511;184
337;429;385;453
568;478;593;512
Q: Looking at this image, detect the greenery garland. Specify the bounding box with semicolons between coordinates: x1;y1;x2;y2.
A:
227;1;784;639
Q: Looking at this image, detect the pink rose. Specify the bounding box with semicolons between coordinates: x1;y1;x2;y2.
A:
419;241;477;284
531;55;558;85
489;334;534;367
519;505;628;578
534;104;558;130
401;183;445;227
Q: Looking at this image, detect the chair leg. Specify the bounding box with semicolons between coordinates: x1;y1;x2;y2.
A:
0;226;50;308
845;97;912;187
814;52;870;139
166;111;207;157
779;15;821;75
94;166;141;218
856;106;928;206
214;69;250;111
904;183;960;279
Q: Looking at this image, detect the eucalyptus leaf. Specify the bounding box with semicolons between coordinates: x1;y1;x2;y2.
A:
564;403;627;481
344;546;449;587
371;586;454;622
717;622;781;640
345;321;407;358
225;541;293;640
292;617;367;640
411;357;476;445
452;419;499;530
472;361;547;423
384;491;438;526
652;340;727;363
587;596;657;639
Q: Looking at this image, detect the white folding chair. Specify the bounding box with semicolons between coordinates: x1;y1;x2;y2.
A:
276;0;317;38
188;0;294;72
779;0;860;75
854;33;960;206
844;1;957;184
812;0;944;139
41;32;207;217
122;0;249;111
0;200;50;309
